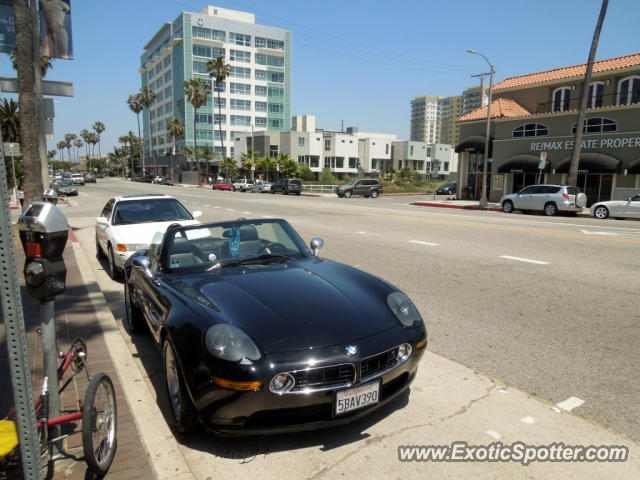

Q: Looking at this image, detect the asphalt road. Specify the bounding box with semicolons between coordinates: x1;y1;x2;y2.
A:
64;178;640;448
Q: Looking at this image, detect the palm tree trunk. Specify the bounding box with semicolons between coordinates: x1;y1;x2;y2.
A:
567;0;609;187
217;87;224;162
136;114;142;176
193;107;198;175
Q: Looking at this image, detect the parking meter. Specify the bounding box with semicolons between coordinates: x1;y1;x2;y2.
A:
17;202;68;300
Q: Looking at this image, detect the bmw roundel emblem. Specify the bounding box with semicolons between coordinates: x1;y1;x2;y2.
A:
345;345;358;356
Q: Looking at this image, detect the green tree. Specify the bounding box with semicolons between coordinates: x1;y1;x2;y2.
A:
319;168;335;184
138;85;156;173
109;146;127;177
80;129;91;167
92;121;106;160
256;156;276;182
183;77;211;174
127;94;143;175
9;50;52;78
385;165;397;180
73;138;83;163
280;158;298;178
56;140;66;161
241;148;258;179
87;132;99;171
206;56;231;158
297;164;315;181
220;157;237;180
0;98;20;142
167;117;185;182
64;133;76;165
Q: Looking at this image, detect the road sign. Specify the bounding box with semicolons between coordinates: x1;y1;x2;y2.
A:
3;142;20;156
539;151;547;169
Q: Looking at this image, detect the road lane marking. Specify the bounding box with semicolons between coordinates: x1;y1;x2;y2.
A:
521;416;536;424
500;255;549;265
214;206;221;209
356;231;366;234
225;208;234;211
262;215;273;218
242;211;251;214
556;396;585;411
182;193;198;197
409;240;439;246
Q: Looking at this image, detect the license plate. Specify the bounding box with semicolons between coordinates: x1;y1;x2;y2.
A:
334;381;380;416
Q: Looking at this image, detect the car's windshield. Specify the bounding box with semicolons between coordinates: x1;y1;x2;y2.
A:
58;182;73;187
112;199;192;225
162;219;307;272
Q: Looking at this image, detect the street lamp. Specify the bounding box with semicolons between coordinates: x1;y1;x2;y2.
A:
466;49;494;207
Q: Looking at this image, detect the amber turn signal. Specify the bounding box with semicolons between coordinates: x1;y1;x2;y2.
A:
212;377;262;391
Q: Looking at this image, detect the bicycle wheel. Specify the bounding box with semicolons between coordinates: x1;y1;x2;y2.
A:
82;373;117;476
69;338;87;373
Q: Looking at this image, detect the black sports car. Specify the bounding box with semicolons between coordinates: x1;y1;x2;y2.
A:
124;219;427;435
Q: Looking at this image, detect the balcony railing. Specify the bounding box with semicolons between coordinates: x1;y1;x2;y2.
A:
535;92;640;114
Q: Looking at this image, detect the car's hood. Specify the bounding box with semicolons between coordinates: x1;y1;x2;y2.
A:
110;219;199;245
166;259;398;353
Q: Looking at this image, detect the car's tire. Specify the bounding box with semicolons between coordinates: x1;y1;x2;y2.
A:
446;189;452;195
124;282;144;333
82;372;117;476
232;186;236;192
107;245;121;280
96;236;105;259
370;189;379;198
544;202;558;216
344;190;352;199
502;200;514;213
271;189;275;194
593;205;609;219
296;191;301;196
163;340;199;436
337;193;343;198
284;190;289;195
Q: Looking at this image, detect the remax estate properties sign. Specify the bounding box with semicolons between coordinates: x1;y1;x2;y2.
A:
530;136;640;152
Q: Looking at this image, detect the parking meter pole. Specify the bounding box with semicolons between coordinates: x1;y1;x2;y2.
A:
41;299;62;457
1;135;43;479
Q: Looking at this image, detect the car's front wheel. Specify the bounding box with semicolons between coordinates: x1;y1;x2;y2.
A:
163;340;198;436
544;202;558;216
344;190;352;198
593;205;609;219
502;200;514;213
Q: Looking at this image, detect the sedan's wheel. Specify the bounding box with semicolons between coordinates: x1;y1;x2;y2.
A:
163;340;198;436
124;283;144;333
232;187;236;192
284;190;289;195
502;200;514;213
370;189;379;198
96;236;105;259
271;189;275;194
344;190;352;198
593;205;609;219
446;189;452;195
544;202;558;216
107;246;121;280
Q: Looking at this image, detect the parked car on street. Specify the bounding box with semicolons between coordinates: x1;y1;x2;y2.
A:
271;178;302;195
55;181;78;196
140;174;155;183
95;194;202;279
232;178;254;192
71;173;85;185
84;173;97;183
252;181;271;193
123;218;426;435
212;181;233;191
500;185;587;216
335;179;383;198
590;194;640;219
436;182;457;195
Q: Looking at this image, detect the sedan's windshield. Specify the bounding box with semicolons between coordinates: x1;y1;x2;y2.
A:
162;219;307;271
112;199;192;225
58;182;73;187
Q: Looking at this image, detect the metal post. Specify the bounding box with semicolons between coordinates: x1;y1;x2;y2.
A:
0;127;42;480
40;300;62;457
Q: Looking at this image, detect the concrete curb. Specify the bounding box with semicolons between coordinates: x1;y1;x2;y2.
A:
69;240;194;480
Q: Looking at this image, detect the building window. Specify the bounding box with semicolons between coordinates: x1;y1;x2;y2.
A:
214;97;226;108
230;115;251;126
255;85;267;96
324;139;330;151
230;66;251;79
444;161;449;171
196;129;213;140
230;99;251;110
255;101;267;112
214;130;226;141
213;81;225;92
588;82;604;108
385;144;389;154
617;76;640;105
255;70;266;80
268;72;284;83
230;50;250;63
335;157;344;168
214;114;226;125
270;119;281;129
270;145;278;157
192;27;225;42
298;137;305;147
269;103;282;113
255;117;267;127
552;87;571;112
193;61;208;74
229;33;251;46
348;157;358;168
512;123;549;137
410;145;414;155
324;157;330;168
255;54;284;67
571;117;617;134
230;82;251;95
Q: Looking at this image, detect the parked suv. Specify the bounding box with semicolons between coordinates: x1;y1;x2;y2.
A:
335;179;383;198
70;173;85;185
500;185;587;216
232;178;255;192
271;178;302;195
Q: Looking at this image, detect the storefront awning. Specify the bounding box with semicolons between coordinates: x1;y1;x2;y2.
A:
627;158;640;174
455;135;493;155
554;153;620;173
497;155;541;173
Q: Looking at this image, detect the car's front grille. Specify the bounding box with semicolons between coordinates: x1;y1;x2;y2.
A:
290;363;356;392
360;346;400;382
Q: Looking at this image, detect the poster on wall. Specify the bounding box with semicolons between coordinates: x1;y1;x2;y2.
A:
39;0;73;59
492;174;504;191
0;0;15;54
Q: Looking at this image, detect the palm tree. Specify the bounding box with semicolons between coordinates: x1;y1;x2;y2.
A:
257;156;276;182
220;157;237;180
9;50;53;78
0;98;20;142
127;94;143;175
64;133;76;164
166;118;185;182
73;138;83;163
92;121;106;161
138;86;156;174
47;150;56;161
56;141;66;161
87;133;99;172
241;148;258;179
118;135;132;177
183;77;211;176
80;129;91;167
280;158;298;178
206;56;230;159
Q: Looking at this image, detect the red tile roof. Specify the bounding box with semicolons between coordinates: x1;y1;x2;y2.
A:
493;52;640;91
457;98;531;122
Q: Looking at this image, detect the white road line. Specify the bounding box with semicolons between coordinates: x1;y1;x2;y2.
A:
242;211;251;214
409;240;439;246
182;193;198;197
225;208;234;212
356;231;366;234
500;255;549;265
262;215;273;218
556;396;585;411
214;206;221;209
203;204;210;207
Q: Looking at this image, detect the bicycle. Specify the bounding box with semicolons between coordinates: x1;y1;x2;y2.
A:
0;337;117;476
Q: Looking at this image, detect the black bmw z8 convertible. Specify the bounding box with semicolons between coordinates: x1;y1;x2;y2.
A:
123;218;427;435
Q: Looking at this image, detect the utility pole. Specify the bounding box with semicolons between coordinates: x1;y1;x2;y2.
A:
471;72;491;107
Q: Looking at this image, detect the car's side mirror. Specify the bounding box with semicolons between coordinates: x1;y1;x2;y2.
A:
310;237;324;257
193;210;203;219
132;256;155;281
96;217;108;225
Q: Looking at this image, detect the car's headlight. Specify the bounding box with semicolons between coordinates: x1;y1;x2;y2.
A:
387;291;422;327
204;324;262;362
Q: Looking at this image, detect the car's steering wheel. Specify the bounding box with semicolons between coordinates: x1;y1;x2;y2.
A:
258;242;287;255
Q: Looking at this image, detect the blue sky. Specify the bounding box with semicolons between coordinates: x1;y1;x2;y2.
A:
1;0;638;156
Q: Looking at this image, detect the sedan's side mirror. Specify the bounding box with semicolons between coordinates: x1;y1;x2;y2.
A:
132;256;155;281
310;237;324;257
193;210;203;219
96;217;108;225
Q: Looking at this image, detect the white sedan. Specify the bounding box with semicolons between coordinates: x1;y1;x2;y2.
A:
590;194;640;220
95;194;201;279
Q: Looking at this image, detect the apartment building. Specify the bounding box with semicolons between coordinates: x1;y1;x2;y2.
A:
410;95;442;143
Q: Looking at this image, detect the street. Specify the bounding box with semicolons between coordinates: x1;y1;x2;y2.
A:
61;177;639;477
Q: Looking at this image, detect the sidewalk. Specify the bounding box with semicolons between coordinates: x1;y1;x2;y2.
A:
0;227;153;478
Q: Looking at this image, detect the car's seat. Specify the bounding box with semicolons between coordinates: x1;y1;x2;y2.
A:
168;236;203;268
238;224;262;256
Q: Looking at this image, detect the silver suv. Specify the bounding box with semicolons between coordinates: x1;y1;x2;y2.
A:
500;185;587;216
